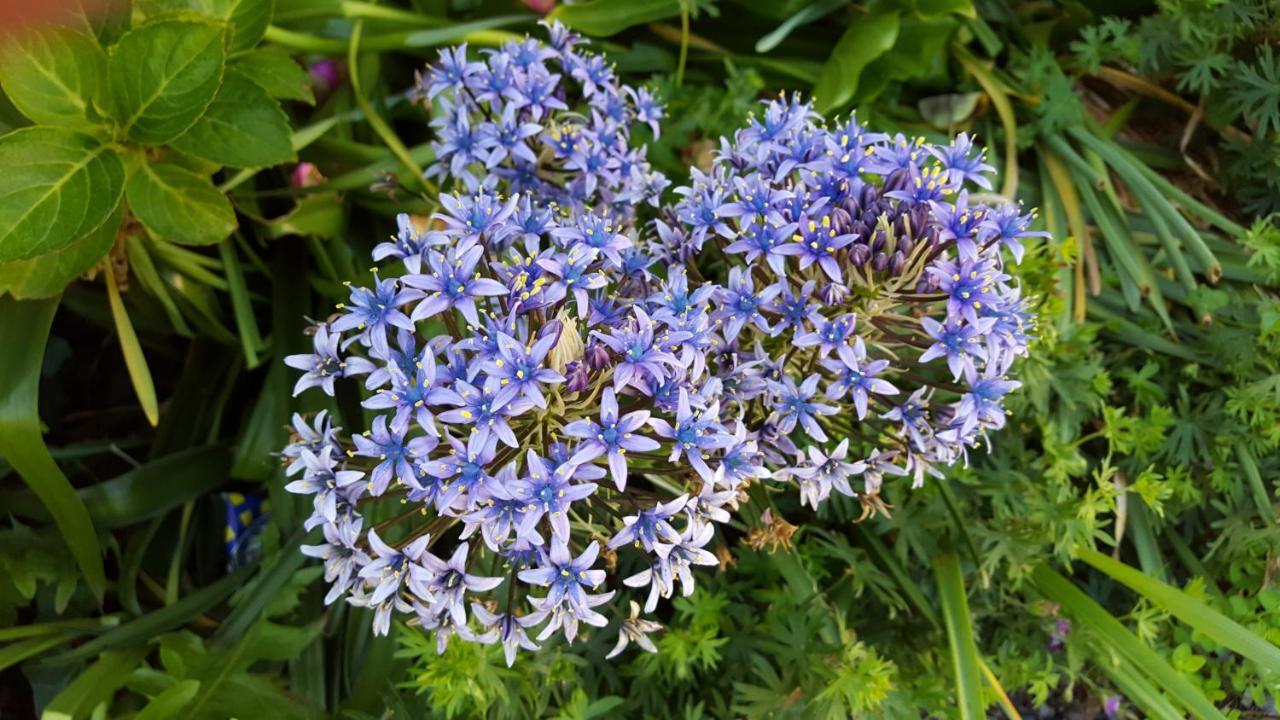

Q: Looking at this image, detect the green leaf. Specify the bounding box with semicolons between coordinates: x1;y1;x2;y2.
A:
933;552;985;720
0;296;105;601
105;269;160;426
138;0;274;52
126;161;237;245
135;679;202;720
41;647;148;720
170;70;295;168
231;47;313;103
548;0;680;36
107;18;227;145
0;445;232;529
1078;549;1280;675
0;26;107;127
0;127;124;262
812;11;899;114
1032;564;1226;720
0;202;120;300
756;0;848;54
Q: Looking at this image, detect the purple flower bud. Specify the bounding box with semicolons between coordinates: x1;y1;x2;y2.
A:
849;244;871;266
584;341;612;370
1103;695;1121;719
872;252;889;271
564;360;591;393
309;59;343;98
819;283;847;305
889;251;906;276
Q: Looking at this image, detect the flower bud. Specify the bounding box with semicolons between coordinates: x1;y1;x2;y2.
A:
545;312;580;374
584;341;612;371
564;360;591;393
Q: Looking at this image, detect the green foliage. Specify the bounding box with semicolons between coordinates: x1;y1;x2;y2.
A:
3;0;1280;718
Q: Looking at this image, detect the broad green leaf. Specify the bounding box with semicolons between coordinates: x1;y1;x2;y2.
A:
41;647;148;720
107;19;227;145
933;552;985;720
812;11;899;114
0;26;106;127
135;680;202;720
855;16;956;102
138;0;274;51
126;161;237;245
0;203;120;300
105;270;160;426
0;127;124;262
0;296;105;601
170;70;295;168
1078;549;1280;675
232;47;313;103
549;0;680;36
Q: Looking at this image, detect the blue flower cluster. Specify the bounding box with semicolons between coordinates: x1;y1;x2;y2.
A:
282;26;1040;666
415;21;667;225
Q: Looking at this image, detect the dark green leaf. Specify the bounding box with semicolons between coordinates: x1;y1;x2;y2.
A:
549;0;680;36
0;26;107;127
0;295;105;601
0;202;120;300
0;127;124;262
126;161;237;245
106;18;228;145
171;70;295;168
42;647;148;720
231;47;313;103
812;11;899;114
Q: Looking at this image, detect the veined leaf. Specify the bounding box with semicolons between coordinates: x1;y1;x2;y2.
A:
107;18;227;145
138;0;274;52
232;47;313;103
0;203;121;300
812;11;899;114
0;26;107;127
0;127;124;262
1078;549;1280;675
126;161;237;246
171;70;295;168
0;296;105;601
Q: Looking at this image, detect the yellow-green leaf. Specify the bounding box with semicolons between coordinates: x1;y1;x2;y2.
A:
126;161;237;245
813;11;899;114
0;26;107;127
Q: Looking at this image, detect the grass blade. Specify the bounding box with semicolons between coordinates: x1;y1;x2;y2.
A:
954;46;1017;198
219;239;264;368
104;269;160;426
933;552;985;720
1096;655;1184;719
0;295;106;601
1031;564;1225;719
1077;549;1280;675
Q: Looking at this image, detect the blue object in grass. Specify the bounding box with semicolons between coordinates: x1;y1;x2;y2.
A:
223;491;270;570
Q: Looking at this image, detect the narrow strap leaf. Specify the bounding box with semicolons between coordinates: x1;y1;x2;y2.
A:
0;295;106;602
104;268;160;426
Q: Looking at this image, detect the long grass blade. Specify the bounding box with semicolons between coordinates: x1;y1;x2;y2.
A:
954;46;1017;198
1077;549;1280;675
933;552;985;720
104;269;160;426
1031;564;1225;719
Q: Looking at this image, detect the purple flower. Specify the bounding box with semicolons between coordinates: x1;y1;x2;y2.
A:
562;387;659;489
437;191;519;252
330;275;419;357
594;307;683;392
407;542;503;627
403;246;508;327
473;606;541;666
769;374;838;442
775;215;855;282
285;325;348;396
361;349;441;435
822;344;898;419
928;132;995;190
649;389;733;481
434;379;529;448
360;529;431;605
518;540;608;612
512;450;597;541
927;257;1005;325
608;494;686;551
423;43;483;99
301;517;370;605
918;316;992;381
351;415;435;495
483;330;565;409
553;212;632;268
714;267;779;341
793;312;856;357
